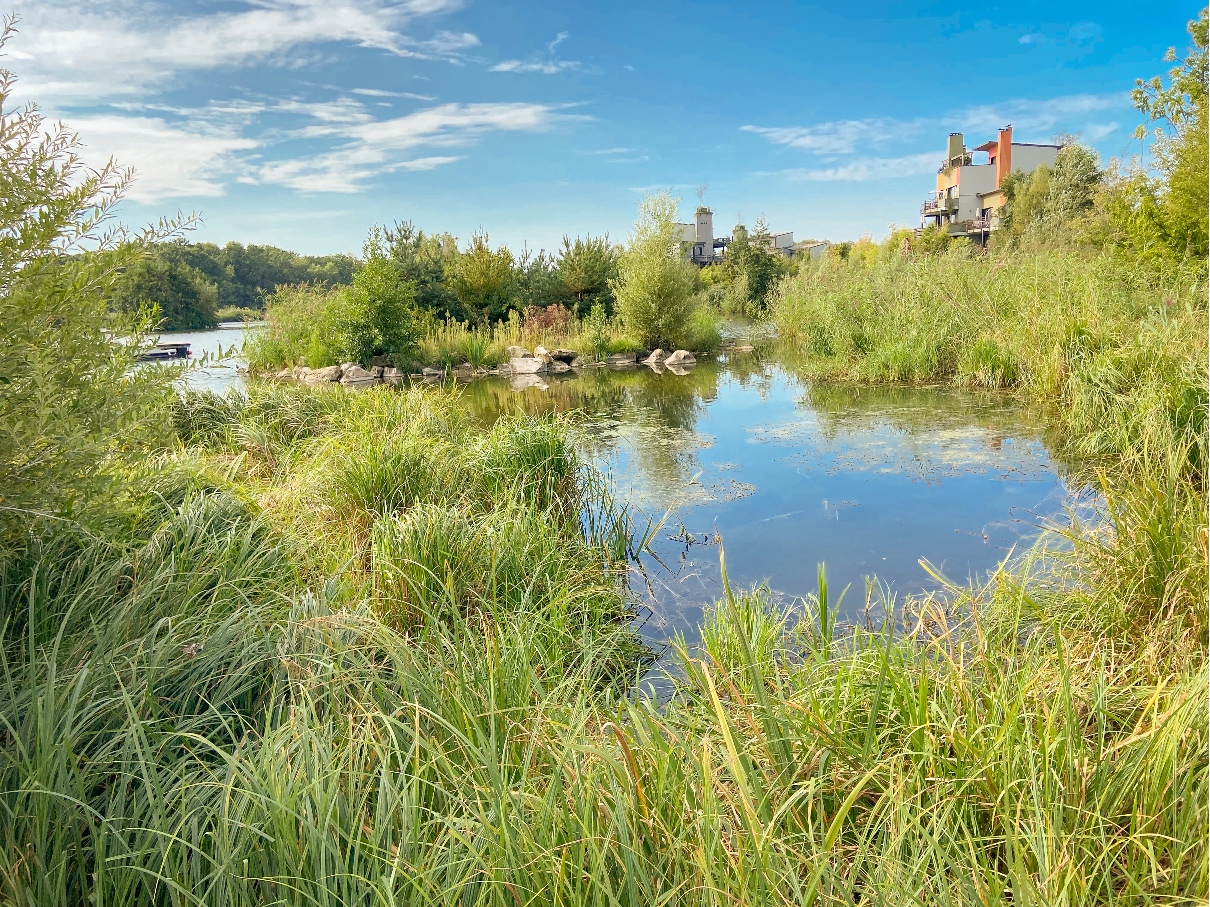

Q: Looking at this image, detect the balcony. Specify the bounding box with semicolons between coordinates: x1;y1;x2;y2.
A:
921;196;956;217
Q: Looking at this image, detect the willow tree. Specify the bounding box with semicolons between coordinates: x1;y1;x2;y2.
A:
0;21;177;541
612;193;698;349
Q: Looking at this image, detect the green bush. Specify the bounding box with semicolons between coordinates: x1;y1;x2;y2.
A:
613;192;699;349
246;228;417;369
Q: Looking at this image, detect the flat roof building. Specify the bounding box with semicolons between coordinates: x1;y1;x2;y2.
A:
920;126;1061;241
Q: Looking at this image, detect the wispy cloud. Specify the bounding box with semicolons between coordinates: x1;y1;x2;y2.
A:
254;102;557;191
491;31;596;75
1019;33;1045;45
69;114;259;202
491;59;585;74
741;119;900;156
742;92;1128;181
9;0;473;103
760;152;940;182
351;87;438;100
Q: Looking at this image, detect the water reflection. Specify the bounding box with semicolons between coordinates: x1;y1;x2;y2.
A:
164;332;1080;660
456;351;1080;653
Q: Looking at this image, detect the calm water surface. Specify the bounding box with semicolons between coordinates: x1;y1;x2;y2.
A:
165;334;1079;656
453;351;1078;651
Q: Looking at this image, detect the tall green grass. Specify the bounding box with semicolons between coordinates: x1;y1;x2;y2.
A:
772;247;1207;474
2;351;1205;902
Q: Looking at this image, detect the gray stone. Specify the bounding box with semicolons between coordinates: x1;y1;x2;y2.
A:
665;350;696;367
547;360;571;373
549;348;578;364
303;365;343;385
642;348;667;366
533;345;551;358
382;367;405;385
509;356;548;374
421;367;445;378
370;366;385;378
505;345;531;359
340;364;376;384
274;368;294;381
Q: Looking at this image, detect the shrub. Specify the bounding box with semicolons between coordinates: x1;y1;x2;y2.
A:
613;192;699;349
246;228;417;369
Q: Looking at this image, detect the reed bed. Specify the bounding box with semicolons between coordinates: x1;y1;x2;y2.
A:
1;361;1205;903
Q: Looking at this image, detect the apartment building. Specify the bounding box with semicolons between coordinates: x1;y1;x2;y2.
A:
920;125;1061;240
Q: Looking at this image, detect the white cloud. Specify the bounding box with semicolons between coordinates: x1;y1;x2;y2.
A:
10;0;473;102
1019;33;1046;45
255;102;556;191
491;32;594;75
68;114;259;201
491;59;585;75
764;152;940;182
741;119;901;156
351;87;438;100
742;93;1129;181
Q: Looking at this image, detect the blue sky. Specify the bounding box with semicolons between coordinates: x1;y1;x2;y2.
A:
11;0;1197;255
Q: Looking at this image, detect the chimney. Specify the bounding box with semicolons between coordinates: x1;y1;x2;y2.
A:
995;125;1012;187
946;133;964;164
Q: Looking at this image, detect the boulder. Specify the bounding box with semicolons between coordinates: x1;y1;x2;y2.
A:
664;349;696;367
274;368;294;381
421;367;445;378
505;345;531;359
569;356;587;368
606;353;637;368
303;365;343;386
642;348;667;366
509;356;548;374
370;366;385;378
533;345;550;358
549;348;578;364
340;364;376;384
382;367;405;385
547;360;572;374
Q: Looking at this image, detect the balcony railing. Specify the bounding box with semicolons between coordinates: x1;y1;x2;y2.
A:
921;197;956;216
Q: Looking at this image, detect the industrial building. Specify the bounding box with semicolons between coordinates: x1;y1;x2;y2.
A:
920;125;1061;241
677;207;800;265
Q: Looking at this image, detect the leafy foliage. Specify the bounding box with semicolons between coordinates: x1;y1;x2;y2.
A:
246;228;417;369
556;234;619;315
613;192;700;349
719;217;787;313
384;220;462;319
0;29;174;540
448;232;517;325
110;254;218;330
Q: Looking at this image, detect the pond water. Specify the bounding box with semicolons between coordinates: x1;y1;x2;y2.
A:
164;333;1080;659
153;325;258;393
454;352;1078;653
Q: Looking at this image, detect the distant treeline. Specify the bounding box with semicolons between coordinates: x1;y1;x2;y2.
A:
111;241;359;331
113;229;629;333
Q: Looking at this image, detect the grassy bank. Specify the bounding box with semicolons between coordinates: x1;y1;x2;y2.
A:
2;377;1205;904
771;247;1207;473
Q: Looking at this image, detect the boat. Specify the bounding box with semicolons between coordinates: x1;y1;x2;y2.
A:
137;341;192;363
